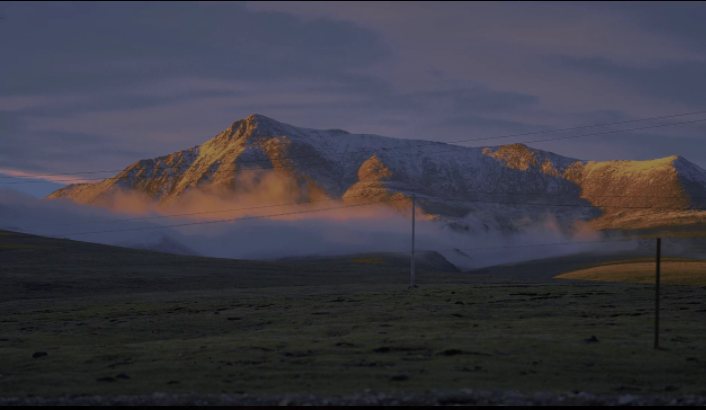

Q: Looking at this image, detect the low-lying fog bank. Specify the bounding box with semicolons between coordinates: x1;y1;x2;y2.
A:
0;189;639;270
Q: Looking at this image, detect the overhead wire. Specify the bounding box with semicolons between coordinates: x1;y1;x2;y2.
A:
409;195;704;211
25;193;706;237
60;199;407;236
4;111;706;234
17;181;706;231
417;237;648;253
19;192;385;229
5;112;704;276
2;110;706;185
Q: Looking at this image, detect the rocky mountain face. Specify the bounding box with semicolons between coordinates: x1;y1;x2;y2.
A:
48;114;706;232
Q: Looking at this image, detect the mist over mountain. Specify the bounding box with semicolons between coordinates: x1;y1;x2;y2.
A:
48;114;706;232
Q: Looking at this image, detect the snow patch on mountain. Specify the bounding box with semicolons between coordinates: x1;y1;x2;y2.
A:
47;114;706;232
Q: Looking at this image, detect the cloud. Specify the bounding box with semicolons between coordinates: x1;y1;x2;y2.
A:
3;1;706;186
0;2;389;95
248;2;702;64
0;96;55;112
600;2;706;52
0;188;635;270
546;55;706;107
0;2;395;178
0;112;145;171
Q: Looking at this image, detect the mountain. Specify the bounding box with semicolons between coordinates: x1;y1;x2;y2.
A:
48;114;706;231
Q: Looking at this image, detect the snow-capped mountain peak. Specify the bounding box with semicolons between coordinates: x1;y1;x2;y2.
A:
48;115;706;231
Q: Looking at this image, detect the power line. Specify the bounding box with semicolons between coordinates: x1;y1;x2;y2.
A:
3;110;706;184
418;237;647;253
27;194;706;237
14;170;706;231
514;117;706;145
18;182;706;231
20;192;399;229
413;195;706;211
5;113;706;232
426;191;706;200
442;109;706;144
60;199;406;236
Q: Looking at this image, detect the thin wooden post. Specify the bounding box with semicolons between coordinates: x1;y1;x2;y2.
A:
410;195;416;289
655;237;661;349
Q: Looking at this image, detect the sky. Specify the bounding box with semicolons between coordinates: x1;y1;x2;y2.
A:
2;1;706;197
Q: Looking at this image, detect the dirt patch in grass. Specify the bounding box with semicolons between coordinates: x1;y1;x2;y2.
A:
556;260;706;285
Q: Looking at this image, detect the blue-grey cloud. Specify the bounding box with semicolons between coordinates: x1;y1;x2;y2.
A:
3;0;706;193
601;2;706;51
0;1;548;179
546;54;706;107
0;112;146;171
1;2;389;94
0;2;394;175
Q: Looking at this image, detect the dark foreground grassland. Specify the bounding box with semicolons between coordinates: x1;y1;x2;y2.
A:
0;231;705;400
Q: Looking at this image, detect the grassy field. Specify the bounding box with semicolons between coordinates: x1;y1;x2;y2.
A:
556;258;706;286
1;231;705;398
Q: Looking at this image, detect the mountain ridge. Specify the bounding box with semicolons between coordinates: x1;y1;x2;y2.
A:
48;114;706;231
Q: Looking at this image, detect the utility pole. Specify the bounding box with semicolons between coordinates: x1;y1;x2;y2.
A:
655;237;661;349
410;195;417;289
